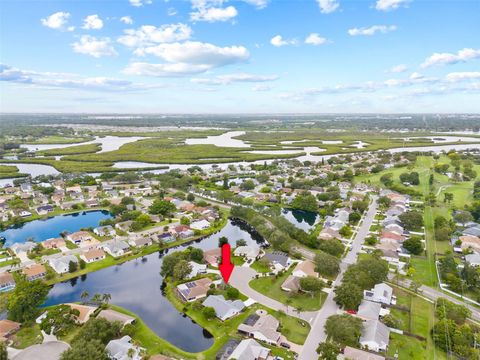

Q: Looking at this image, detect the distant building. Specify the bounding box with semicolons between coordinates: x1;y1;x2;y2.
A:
0;272;16;292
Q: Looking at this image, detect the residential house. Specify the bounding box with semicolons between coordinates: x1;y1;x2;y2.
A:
66;231;93;245
0;319;20;341
36;204;54;215
101;240;130;257
459;235;480;254
23;264;47;281
281;275;301;292
106;335;143;360
81;248;106;263
190;219;211;230
292;260;318;278
227;339;270;360
115;221;133;233
204;248;222;267
176;278;212;302
342;346;385;360
188;261;207;279
97;309;135;328
357;300;382;321
364;283;394;305
234;246;260;261
173;225;194;239
42;237;66;250
360;319;390;352
93;225;115;237
65;303;96;324
237;311;282;345
0;272;16;292
202;295;245;321
465;253;480;267
49;255;78;274
129;237;153;248
264;251;292;271
158;232;175;243
10;241;36;256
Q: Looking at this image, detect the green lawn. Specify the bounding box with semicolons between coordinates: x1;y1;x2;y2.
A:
250;259;271;273
12;324;43;349
249;267;326;311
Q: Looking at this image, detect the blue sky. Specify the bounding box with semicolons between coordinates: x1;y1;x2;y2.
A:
1;0;479;113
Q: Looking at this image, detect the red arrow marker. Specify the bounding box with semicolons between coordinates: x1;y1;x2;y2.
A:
219;243;234;284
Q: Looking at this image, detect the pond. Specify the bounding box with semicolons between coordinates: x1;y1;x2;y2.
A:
44;219;265;353
281;208;319;232
0;163;60;177
0;210;112;246
184;131;250;148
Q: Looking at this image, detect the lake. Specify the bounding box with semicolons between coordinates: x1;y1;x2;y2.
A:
282;208;319;232
44;219;265;353
0;210;112;246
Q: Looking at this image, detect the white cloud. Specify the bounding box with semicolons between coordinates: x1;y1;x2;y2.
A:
421;48;480;68
72;36;118;58
129;0;152;7
191;5;238;22
168;8;177;16
375;0;410;11
120;16;133;25
123;41;249;77
123;62;211;77
191;73;279;85
409;72;423;80
118;23;192;48
82;15;104;30
252;84;271;91
348;25;397;36
243;0;269;8
446;72;480;82
305;33;328;45
270;35;296;47
138;41;249;66
316;0;340;14
41;12;73;31
388;64;408;73
0;64;157;92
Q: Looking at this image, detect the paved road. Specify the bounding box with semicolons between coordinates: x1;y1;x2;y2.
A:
298;196;378;360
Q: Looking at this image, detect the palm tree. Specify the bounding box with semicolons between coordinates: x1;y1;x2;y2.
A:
80;291;89;304
102;293;112;305
91;293;102;305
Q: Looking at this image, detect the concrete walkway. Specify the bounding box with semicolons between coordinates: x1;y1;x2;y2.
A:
298;196;378;360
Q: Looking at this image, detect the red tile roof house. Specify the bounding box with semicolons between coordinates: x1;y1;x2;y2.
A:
23;264;47;281
42;237;66;249
176;278;213;302
0;272;16;292
0;319;21;342
203;248;222;267
66;231;93;245
173;225;194;239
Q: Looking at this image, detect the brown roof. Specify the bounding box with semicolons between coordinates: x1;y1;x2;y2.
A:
65;303;96;323
203;248;221;265
293;260;318;277
0;272;15;286
23;264;47;278
42;237;66;249
380;231;404;242
82;248;105;260
0;319;20;338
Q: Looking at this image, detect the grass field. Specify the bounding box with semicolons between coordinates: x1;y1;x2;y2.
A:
249;267;326;311
37;143;101;156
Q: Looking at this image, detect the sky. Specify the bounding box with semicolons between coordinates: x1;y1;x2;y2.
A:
0;0;479;113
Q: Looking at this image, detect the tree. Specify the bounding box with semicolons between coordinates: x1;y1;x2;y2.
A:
403;236;424;255
7;279;49;323
0;342;7;360
316;341;340;360
161;252;186;278
380;173;394;186
187;193;195;202
399;211;423;231
236;239;247;247
240;180;255;191
149;199;176;216
314;252;340;276
188;247;204;263
60;339;110;360
41;304;79;336
299;276;324;296
68;260;78;273
102;293;112;305
218;236;229;248
81;291;89;304
352;200;368;213
73;318;122;346
334;282;363;310
225;286;240;300
291;192;318;212
348;212;361;224
173;260;192;281
318;239;344;257
377;196;391;208
444;192;454;203
454;211;474;227
202;306;216;320
436;298;471;325
324;314;362;347
79;259;86;270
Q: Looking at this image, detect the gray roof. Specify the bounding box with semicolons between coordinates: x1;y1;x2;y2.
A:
10;241;36;253
12;341;70;360
463;226;480;237
357;300;381;320
360;319;390;347
265;251;289;267
106;336;142;360
203;295;244;320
